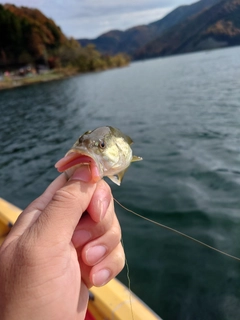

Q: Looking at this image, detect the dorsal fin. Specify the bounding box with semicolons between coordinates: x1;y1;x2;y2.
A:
108;126;133;145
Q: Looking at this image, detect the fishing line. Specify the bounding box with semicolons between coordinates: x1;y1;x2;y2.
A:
121;237;135;320
114;198;240;262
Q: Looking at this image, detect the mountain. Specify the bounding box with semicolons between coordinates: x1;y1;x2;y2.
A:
148;0;221;36
134;0;240;59
0;4;70;67
78;0;221;56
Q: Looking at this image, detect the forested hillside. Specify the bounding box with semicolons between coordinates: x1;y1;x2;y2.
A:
0;4;68;66
0;4;129;70
134;0;240;59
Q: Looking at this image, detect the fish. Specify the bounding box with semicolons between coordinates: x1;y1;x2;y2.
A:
55;126;240;263
55;126;142;185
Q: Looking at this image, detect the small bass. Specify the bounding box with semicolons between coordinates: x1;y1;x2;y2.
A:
55;126;142;185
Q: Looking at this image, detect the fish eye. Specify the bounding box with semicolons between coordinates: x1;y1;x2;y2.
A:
99;140;105;149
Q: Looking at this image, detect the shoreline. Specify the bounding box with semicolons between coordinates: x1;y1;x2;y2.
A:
0;63;129;91
0;68;80;91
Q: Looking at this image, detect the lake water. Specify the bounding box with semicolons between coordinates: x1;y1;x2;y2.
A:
1;46;240;320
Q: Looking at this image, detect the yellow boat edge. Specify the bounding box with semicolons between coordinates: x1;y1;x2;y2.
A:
0;197;162;320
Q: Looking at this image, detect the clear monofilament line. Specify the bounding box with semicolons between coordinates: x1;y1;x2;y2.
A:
114;198;240;262
121;237;134;320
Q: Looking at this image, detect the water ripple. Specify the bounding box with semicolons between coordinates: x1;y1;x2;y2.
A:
1;46;240;320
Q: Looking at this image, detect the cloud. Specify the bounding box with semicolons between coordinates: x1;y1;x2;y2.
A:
63;6;174;38
0;0;195;38
54;0;195;38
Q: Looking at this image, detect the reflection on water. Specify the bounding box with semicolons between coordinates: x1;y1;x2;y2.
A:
1;46;240;320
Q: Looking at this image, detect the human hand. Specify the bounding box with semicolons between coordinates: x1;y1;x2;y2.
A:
0;168;125;320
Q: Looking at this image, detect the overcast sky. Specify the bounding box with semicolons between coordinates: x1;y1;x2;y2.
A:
0;0;196;39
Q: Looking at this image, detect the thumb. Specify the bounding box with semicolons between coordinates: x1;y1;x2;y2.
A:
30;167;97;244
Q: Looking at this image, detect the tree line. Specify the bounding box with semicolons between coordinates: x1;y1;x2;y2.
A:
0;4;130;71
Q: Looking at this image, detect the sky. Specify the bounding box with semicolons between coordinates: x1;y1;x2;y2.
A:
0;0;196;39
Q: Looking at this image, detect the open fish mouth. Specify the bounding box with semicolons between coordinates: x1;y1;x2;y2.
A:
55;150;101;182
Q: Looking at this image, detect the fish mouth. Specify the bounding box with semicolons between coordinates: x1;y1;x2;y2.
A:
55;149;101;183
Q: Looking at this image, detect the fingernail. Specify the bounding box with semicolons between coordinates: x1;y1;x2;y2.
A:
98;198;110;221
72;230;91;247
69;166;91;182
92;269;111;286
86;245;107;265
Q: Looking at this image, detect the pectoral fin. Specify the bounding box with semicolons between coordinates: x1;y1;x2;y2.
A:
107;168;129;186
131;155;143;162
108;175;121;186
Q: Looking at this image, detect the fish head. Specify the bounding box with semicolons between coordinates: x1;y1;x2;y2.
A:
55;126;142;185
